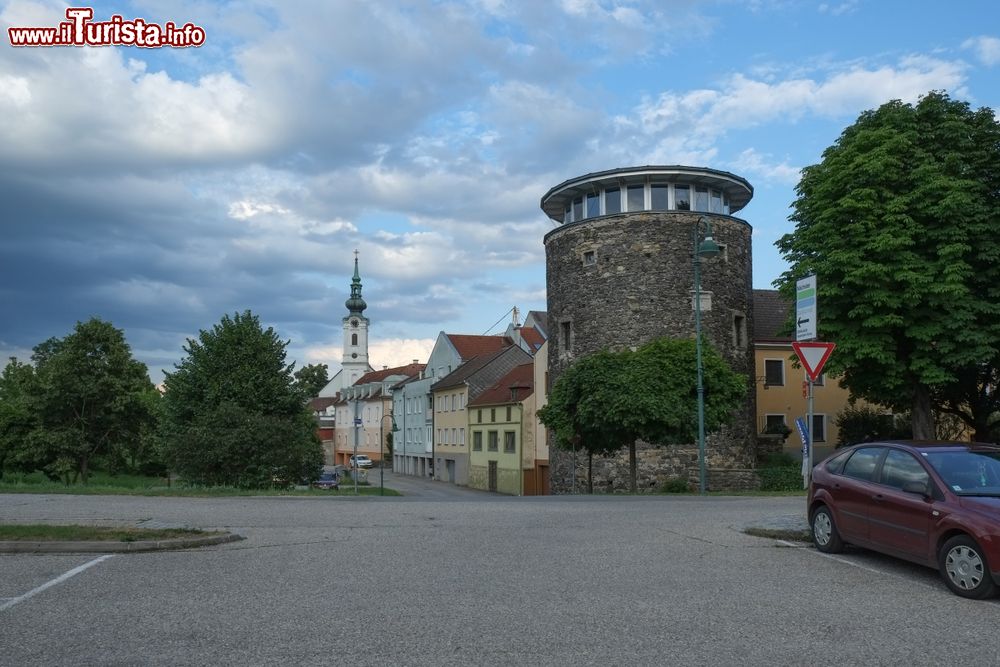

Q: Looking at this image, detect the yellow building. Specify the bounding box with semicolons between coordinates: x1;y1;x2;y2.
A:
754;289;860;462
468;363;542;495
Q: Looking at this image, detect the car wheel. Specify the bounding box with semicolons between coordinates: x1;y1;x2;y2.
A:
811;505;844;554
939;535;998;599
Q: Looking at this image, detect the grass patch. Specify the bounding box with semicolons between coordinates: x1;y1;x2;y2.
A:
0;524;219;542
744;526;812;542
0;471;401;497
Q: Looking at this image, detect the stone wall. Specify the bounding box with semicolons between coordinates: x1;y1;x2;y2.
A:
544;210;757;493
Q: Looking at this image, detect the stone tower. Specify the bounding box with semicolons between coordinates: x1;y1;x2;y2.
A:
541;166;757;492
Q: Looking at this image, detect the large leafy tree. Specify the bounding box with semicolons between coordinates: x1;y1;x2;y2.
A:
776;92;1000;439
161;310;322;487
30;319;156;483
539;337;745;492
294;363;329;399
0;358;40;477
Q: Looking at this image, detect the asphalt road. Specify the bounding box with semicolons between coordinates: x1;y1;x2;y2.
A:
1;479;998;666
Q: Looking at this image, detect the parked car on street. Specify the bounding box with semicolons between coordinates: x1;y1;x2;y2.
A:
808;440;1000;599
312;471;339;490
350;455;373;469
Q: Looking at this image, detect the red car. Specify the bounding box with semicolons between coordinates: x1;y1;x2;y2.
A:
808;440;1000;599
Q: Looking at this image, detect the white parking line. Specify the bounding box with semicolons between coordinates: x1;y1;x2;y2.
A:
0;555;113;612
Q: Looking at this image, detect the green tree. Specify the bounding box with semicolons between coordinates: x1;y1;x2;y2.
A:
30;319;156;483
0;358;41;477
776;92;1000;439
160;311;322;487
294;363;329;399
539;337;745;493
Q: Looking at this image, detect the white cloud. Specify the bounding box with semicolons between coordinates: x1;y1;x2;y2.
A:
962;36;1000;67
728;149;801;186
818;1;859;16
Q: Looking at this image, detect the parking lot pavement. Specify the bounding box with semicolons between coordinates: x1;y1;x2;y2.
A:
2;492;998;665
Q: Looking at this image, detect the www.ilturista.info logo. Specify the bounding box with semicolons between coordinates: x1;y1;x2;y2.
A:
8;7;206;48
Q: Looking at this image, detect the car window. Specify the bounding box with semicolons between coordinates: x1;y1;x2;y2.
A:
880;449;929;490
841;447;884;482
925;450;1000;494
824;449;852;474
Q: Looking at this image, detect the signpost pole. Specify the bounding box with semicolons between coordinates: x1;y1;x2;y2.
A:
806;378;814;487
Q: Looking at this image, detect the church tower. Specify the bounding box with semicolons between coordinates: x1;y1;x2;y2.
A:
341;251;372;387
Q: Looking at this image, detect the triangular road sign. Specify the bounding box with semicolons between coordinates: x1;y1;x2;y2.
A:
792;342;836;382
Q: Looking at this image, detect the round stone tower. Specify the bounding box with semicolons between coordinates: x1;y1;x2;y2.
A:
541;165;757;493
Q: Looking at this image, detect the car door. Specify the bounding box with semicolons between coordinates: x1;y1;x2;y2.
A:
830;446;886;544
867;448;933;563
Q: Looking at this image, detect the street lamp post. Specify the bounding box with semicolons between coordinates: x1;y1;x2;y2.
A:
379;410;397;496
693;216;721;495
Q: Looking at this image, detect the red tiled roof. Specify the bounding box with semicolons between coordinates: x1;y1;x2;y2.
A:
446;334;512;361
519;326;545;351
308;396;339;411
355;363;426;385
468;363;535;407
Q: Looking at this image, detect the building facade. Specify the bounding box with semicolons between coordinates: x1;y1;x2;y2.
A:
542;165;757;492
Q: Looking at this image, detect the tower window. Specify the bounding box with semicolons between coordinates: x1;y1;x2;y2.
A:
586;193;599;218
694;186;710;211
560;320;573;355
605;188;621;214
572;197;583;221
675;185;690;210
651;184;668;210
626;185;644;212
732;313;747;349
582;250;596;266
351;333;358;346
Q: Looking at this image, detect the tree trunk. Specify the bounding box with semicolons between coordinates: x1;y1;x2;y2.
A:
80;456;89;485
629;442;637;493
587;451;593;494
911;385;935;440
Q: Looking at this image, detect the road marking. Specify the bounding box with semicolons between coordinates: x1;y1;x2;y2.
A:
0;555;113;612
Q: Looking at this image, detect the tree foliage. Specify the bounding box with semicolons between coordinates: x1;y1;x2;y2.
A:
0;358;40;477
160;311;322;487
539;337;745;492
776;92;1000;439
294;363;329;399
15;319;156;483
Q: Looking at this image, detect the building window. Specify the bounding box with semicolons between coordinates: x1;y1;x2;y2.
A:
473;431;482;451
651;184;668;210
451;428;457;445
694;186;709;211
763;414;788;434
490;408;496;422
710;190;723;213
572;197;583;220
812;414;827;442
605;187;621;214
586;193;599;218
732;313;747;349
582;250;596;266
506;406;512;421
764;359;784;386
812;373;825;387
626;185;644;212
477;409;482;423
437;428;442;444
459;428;465;445
504;431;516;453
715;243;728;262
560;320;572;355
563;204;571;223
674;185;690;210
488;431;499;452
351;333;358;346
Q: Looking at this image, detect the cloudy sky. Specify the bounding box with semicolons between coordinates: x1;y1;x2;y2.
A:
2;0;998;384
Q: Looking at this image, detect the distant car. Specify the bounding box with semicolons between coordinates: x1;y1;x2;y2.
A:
312;471;339;490
808;440;1000;599
350;455;373;469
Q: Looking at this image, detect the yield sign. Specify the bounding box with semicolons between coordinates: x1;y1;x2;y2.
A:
792;342;836;382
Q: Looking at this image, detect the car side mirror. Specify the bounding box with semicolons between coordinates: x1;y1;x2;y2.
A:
902;480;931;497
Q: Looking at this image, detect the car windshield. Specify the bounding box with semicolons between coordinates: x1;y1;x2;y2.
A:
924;450;1000;496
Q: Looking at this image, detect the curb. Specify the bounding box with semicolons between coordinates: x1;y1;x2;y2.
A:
0;532;244;553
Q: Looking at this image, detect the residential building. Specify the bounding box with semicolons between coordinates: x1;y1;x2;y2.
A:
468;362;545;495
308;396;338;465
754;289;862;462
392;332;513;477
332;363;424;467
430;345;532;485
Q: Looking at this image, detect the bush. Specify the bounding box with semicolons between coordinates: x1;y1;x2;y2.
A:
661;477;690;493
835;406;910;447
757;466;803;492
761;451;797;468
